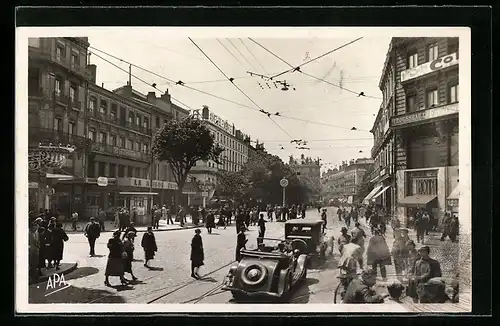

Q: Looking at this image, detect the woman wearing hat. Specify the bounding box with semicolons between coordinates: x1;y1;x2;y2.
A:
190;229;204;278
337;227;351;254
235;226;248;262
123;232;138;281
141;226;157;268
104;230;128;286
205;210;216;234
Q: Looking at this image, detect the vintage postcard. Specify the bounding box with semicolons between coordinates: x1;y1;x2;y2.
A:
16;26;471;313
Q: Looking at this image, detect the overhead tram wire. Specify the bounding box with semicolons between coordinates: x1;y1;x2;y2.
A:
216;38;246;68
270;37;364;80
189;37;294;140
249;38;382;100
226;38;256;71
239;38;267;73
75;39;370;132
88;51;195;111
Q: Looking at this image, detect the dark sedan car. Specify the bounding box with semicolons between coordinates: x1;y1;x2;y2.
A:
284;220;329;267
222;238;308;301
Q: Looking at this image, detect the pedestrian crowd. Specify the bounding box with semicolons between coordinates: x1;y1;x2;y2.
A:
332;203;460;304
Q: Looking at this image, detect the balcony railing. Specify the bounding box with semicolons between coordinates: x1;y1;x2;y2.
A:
88;113;152;135
92;142;151;162
29;127;91;150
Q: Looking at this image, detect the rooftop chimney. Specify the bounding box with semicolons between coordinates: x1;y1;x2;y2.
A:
202;105;209;119
147;91;156;103
160;89;171;103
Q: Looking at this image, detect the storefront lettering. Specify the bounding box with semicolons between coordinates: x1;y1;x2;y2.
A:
391;103;459;127
401;52;458;82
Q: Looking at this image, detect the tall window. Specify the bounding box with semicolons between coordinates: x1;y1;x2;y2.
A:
143;117;149;129
407;50;418;69
54;79;62;96
427;43;439;62
449;83;459;103
110;134;116;146
175;111;179;120
69;85;77;101
98;162;106;176
89;97;96;113
109;164;117;177
54;117;62;131
68;121;75;135
127;166;133;177
143;143;149;153
406;93;418;112
71;52;79;68
99;100;107;115
426;88;438;108
99;132;106;144
120;137;125;148
136;141;140;151
128;112;133;124
56;46;64;61
88;128;96;141
110;106;117;119
118;165;125;177
156;117;160;128
135;167;141;178
126;139;132;150
136;114;141;126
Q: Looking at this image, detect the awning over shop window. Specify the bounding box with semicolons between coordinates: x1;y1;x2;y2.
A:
119;192;159;196
371;185;391;201
447;184;459;200
46;173;75;180
362;185;383;204
398;195;437;207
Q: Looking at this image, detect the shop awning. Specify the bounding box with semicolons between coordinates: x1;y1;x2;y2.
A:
119;192;159;196
398;195;437;207
371;185;391;201
46;173;75;180
447;185;459;200
362;185;383;204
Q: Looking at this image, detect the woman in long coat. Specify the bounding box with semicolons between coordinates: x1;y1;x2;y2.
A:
105;230;128;286
50;222;69;270
366;228;392;281
205;211;216;234
141;226;158;268
122;232;138;281
236;227;248;262
190;229;204;278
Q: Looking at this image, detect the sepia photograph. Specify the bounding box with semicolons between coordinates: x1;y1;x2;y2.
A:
16;26;471;314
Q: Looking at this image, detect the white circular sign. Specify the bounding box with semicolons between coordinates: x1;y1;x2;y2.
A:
97;176;108;187
280;178;289;188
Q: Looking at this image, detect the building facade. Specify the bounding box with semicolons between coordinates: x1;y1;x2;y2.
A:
290;154;322;202
321;158;374;204
385;37;459;225
190;105;251;206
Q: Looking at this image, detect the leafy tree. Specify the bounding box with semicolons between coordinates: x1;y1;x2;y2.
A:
152;117;224;208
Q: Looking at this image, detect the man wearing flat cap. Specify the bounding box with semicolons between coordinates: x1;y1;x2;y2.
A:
84;217;101;257
343;268;389;304
410;245;442;302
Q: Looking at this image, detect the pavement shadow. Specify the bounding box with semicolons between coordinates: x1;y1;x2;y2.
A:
198;276;218;283
29;285;126;304
111;284;135;292
90;254;106;258
289;278;318;304
317;259;338;271
147;266;164;271
208;233;220;235
133;259;144;262
64;267;100;282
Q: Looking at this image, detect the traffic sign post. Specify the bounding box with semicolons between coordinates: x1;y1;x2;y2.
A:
280;178;288;207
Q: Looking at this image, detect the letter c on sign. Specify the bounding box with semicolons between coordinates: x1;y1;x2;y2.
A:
430;57;443;71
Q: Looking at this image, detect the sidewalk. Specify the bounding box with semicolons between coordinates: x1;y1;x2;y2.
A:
62;216;203;234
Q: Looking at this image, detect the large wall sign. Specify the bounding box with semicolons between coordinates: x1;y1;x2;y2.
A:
391;102;459;128
401;52;458;83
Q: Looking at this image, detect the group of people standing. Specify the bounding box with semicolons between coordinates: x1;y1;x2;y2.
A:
336;214;456;304
28;211;70;281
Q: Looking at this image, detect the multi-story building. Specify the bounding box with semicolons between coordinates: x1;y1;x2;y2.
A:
321;158;374;204
383;37;459;225
289;154;322;202
190;105;251;206
28;37;91;215
28;37;198;222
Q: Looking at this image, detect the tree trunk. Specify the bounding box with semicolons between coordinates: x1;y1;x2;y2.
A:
176;179;186;211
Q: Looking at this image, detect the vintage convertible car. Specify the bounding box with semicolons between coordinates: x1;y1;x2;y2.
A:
284;220;329;267
222;238;308;301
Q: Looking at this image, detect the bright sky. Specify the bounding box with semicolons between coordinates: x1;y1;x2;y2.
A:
84;30;391;171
